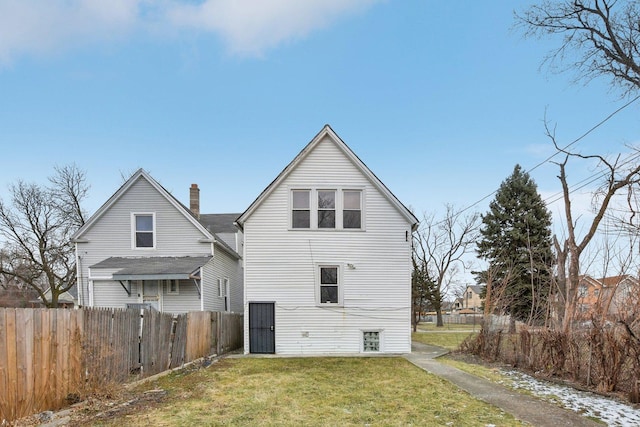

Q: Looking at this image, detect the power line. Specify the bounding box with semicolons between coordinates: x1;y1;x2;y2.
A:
450;94;640;219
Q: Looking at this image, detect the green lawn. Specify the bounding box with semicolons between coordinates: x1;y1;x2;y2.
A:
94;357;524;426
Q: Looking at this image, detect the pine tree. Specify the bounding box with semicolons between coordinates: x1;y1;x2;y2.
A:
476;165;554;325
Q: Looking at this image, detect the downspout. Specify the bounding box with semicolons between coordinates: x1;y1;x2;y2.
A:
198;267;204;311
75;242;84;307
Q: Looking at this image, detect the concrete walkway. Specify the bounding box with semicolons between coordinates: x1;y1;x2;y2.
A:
405;342;601;427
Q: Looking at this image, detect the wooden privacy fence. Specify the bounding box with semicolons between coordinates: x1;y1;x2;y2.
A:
0;308;243;422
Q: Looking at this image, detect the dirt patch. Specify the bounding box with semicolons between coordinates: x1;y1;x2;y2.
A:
9;357;218;426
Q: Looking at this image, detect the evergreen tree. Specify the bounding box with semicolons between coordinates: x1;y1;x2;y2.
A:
476;165;554;324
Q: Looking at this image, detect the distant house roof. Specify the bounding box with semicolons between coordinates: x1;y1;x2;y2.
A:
466;285;484;295
91;256;213;281
199;213;242;234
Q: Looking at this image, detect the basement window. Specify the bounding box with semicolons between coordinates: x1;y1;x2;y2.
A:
363;331;380;352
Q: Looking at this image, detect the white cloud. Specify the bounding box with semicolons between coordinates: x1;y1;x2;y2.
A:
167;0;377;56
0;0;379;64
0;0;143;63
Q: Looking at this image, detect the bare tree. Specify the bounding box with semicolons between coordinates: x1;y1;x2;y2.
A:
413;205;480;327
548;131;640;331
0;164;89;307
517;0;640;95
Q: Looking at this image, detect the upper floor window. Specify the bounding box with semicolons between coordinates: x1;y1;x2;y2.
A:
292;190;310;228
343;191;361;229
578;285;587;298
133;213;155;249
290;189;363;230
318;190;336;228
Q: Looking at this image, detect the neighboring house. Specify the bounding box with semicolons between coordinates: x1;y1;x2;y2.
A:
574;274;640;321
576;275;605;317
42;284;78;308
72;169;243;314
461;285;483;312
0;277;41;308
236;125;419;355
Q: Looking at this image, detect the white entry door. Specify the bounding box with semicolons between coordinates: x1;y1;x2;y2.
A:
141;280;161;311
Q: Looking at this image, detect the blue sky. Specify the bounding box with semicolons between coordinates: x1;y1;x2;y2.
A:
1;0;639;225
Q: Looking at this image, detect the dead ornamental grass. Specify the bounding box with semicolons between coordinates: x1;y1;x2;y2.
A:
108;357;523;426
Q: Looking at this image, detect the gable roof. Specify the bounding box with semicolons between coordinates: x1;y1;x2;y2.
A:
466;285;484;295
72;169;240;258
236;125;419;229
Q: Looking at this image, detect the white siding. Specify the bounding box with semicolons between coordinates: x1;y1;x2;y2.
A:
161;279;202;314
243;136;413;354
76;175;241;312
202;250;243;313
92;280;140;309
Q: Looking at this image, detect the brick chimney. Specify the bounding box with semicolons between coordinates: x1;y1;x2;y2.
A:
190;184;200;219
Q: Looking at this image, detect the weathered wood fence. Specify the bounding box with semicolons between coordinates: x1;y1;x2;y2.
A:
0;307;243;422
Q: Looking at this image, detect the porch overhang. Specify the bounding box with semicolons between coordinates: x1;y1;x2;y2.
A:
91;256;210;283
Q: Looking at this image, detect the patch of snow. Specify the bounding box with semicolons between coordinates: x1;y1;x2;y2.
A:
503;370;640;427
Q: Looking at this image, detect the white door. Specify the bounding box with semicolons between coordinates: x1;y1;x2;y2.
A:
141;280;161;311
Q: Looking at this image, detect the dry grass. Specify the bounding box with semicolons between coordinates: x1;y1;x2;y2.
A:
412;331;478;351
418;322;480;332
92;357;524;426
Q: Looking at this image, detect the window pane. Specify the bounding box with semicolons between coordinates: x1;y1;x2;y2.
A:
343;191;361;209
293;190;310;209
136;232;153;248
343;210;361;229
136;215;153;232
292;210;310;228
320;285;338;303
318;191;335;208
320;267;338;284
363;331;380;352
318;210;335;228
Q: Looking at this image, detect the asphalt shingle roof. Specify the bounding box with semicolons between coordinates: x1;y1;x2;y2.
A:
199;213;242;234
91;256;212;280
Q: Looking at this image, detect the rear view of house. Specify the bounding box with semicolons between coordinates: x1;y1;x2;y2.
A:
72;169;243;314
236;125;418;355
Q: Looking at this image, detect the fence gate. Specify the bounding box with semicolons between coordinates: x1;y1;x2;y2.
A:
248;302;275;354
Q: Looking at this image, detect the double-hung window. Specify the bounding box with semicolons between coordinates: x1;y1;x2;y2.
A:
292;190;311;228
133;213;155;249
319;265;339;304
343;191;361;229
317;190;336;228
290;189;363;230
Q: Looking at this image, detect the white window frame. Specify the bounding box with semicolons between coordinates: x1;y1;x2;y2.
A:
289;188;365;231
317;189;336;229
291;189;311;229
342;189;362;229
217;278;223;297
316;264;342;306
165;279;179;295
223;278;230;312
131;212;156;249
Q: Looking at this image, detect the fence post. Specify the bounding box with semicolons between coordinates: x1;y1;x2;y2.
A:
216;311;221;356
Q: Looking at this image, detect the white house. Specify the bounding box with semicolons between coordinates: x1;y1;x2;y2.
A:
72;169;243;314
236;125;418;354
